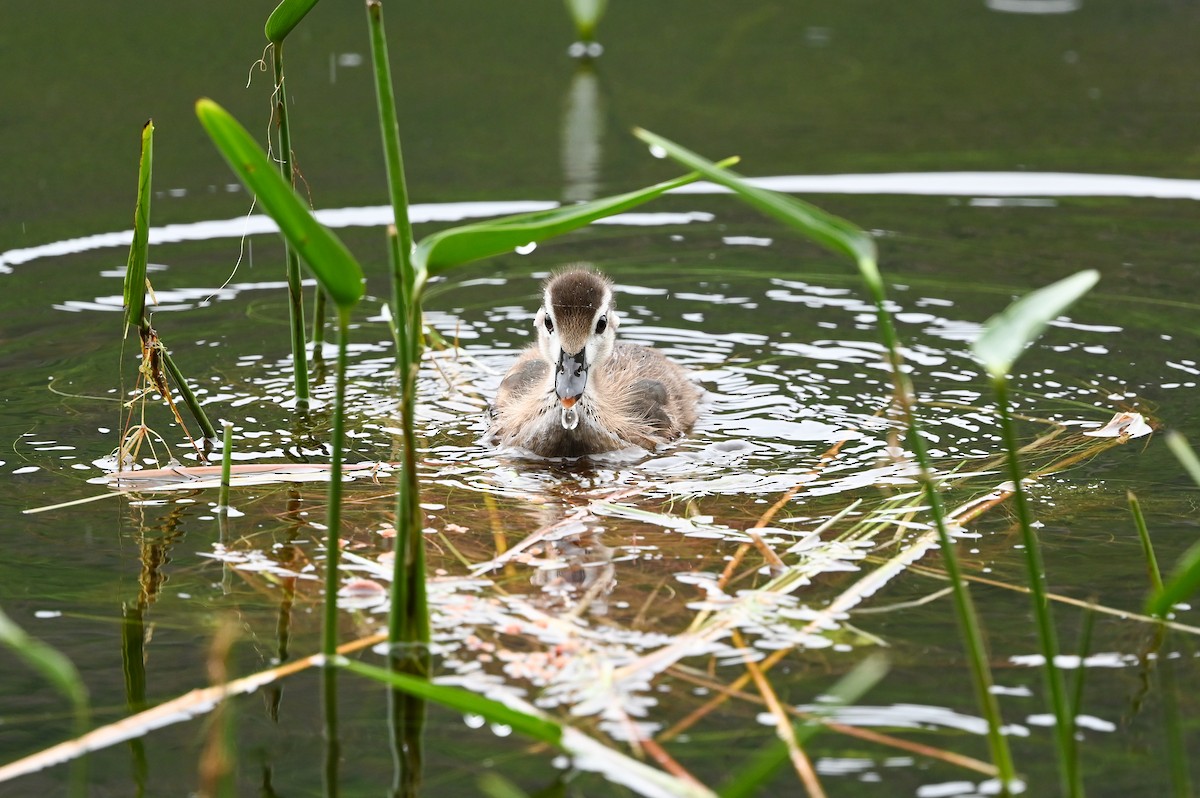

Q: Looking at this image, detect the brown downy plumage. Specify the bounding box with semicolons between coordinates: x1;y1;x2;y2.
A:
486;266;701;457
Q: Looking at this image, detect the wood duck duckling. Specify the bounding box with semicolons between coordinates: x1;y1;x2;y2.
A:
486;267;701;457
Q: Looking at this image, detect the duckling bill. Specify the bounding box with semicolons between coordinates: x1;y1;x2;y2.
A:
486;267;700;457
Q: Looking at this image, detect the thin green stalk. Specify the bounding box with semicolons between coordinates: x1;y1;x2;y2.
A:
1069;607;1095;730
272;42;311;410
627;130;1019;791
1128;491;1163;594
312;287;328;352
162;348;217;442
366;0;428;653
994;376;1079;797
366;0;416;324
218;421;233;511
1160;643;1193;798
322;665;340;798
867;277;1018;792
323;310;351;659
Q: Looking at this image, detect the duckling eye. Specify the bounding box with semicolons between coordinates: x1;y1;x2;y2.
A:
595;315;607;335
543;315;554;333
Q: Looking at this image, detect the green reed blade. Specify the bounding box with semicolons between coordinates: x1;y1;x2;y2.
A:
0;606;89;734
976;270;1099;797
265;0;321;44
632;128;877;282
195;99;364;310
332;657;563;744
564;0;607;42
973;270;1100;379
1151;434;1200;614
412;158;738;279
1166;431;1200;487
636;130;1016;793
123;120;153;335
1128;491;1164;594
478;773;531;798
1148;538;1200;618
719;654;888;798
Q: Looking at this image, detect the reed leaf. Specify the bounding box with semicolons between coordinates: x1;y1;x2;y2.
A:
331;656;562;744
973;270;1099;378
123;120;153;335
0;607;89;732
1166;431;1200;487
632;128;877;280
564;0;607;42
195;98;364;310
413;159;738;279
265;0;320;44
634;129;1017;791
1148;539;1200;618
1151;434;1200;615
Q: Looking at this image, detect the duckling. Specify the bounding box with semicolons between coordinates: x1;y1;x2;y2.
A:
487;267;700;457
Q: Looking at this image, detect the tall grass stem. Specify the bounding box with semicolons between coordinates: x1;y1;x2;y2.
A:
993;376;1079;797
272;43;311;409
218;421;233;511
629;129;1017;791
322;310;351;658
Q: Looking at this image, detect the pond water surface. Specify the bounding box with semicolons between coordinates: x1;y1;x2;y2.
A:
2;2;1199;796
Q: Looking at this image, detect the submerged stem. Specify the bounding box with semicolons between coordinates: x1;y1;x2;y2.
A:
322;310;351;659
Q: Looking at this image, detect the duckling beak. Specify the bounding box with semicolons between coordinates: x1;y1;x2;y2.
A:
555;349;588;407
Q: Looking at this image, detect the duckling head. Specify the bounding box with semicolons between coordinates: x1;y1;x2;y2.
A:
534;267;619;411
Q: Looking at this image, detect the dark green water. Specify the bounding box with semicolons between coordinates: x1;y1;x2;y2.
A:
2;1;1199;795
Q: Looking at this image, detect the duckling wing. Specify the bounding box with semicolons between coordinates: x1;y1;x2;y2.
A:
628;378;671;430
495;351;548;405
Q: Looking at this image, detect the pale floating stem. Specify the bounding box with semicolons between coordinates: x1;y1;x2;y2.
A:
272;42;311;410
994;377;1079;797
1128;491;1163;594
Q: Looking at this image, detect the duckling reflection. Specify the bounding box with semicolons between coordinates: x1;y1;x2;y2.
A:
529;530;616;616
487;266;701;457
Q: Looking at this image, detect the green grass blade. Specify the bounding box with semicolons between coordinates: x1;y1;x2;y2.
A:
478;773;532;798
1128;491;1164;594
564;0;607;41
632;128;877;276
1166;431;1200;487
265;0;320;44
331;656;562;744
123;120;153;335
718;654;888;798
195;99;364;310
0;606;89;733
1148;539;1200;617
413;159;737;278
973;270;1099;378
